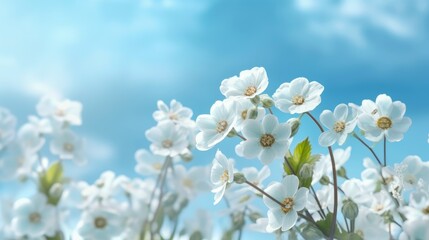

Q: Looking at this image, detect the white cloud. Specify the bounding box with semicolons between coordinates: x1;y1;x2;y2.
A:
293;0;428;47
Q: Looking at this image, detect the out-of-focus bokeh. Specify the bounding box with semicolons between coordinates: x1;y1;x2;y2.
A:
1;0;428;237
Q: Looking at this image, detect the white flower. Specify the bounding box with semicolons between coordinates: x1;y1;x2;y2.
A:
17;123;45;154
0;142;38;181
0;107;16;150
263;175;309;232
76;208;124;240
234;98;266;132
50;129;85;165
312;147;352;185
11;194;56;238
36;96;83;126
357;94;411;142
353;208;389;239
170;165;211;200
195;100;237;151
306;186;334;217
369;190;395;215
402;218;429;240
341;178;372;207
145;121;189;157
395;155;429;190
236;114;291;164
273;77;324;114
152;99;195;128
134;149;165;176
220;67;268;99
210;150;234;205
183;210;213;239
241;165;270;193
318;104;357;147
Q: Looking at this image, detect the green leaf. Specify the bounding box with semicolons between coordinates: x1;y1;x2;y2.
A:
38;161;64;205
292;138;312;167
45;232;64;240
315;213;341;238
284;138;314;187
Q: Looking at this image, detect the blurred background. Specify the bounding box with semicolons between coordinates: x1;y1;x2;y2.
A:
1;0;429;238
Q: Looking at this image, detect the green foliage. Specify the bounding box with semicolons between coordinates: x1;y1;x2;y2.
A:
38;161;64;205
284;138;319;188
314;213;342;239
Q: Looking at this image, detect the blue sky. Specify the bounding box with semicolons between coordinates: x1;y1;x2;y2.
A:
1;0;429;238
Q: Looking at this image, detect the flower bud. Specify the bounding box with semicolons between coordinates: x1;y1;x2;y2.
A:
287;118;300;138
342;199;359;220
227;128;237;138
49;183;63;199
233;173;247;184
337;167;347;179
250;95;260;105
299;163;313;179
248;108;258;119
320;175;330;185
180;151;193;162
260;94;274;108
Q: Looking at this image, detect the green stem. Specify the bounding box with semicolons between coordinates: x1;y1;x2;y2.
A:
305;112;338;240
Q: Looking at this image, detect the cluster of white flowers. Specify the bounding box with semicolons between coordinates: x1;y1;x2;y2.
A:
194;67;427;239
1;67;427;239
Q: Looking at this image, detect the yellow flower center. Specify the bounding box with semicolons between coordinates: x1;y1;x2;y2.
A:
241;110;248;120
292;95;305;105
29;212;41;223
244;86;257;96
94;216;107;229
374;204;384;212
260;134;275;147
152;162;163;170
169;113;178;120
216;120;228;133
162;140;173;148
334;121;346;133
220;170;229;183
182;178;194;188
63;143;74;152
281;197;294;214
376;117;392;130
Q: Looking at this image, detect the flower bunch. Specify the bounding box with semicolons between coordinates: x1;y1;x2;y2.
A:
195;67;426;239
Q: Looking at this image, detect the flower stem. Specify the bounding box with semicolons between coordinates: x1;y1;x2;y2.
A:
383;136;387;166
305;112;338;240
352;132;383;166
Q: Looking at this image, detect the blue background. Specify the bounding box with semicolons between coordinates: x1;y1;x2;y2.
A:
1;0;428;238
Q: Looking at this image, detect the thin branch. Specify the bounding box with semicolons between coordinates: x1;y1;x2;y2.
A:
305;112;338;240
352;133;383;166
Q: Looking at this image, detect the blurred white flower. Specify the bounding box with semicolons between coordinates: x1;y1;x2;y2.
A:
195;100;237;151
312;147;351;185
306;185;334;218
170;165;211;200
356;94;411;142
210;150;234;205
17;123;45;154
318;103;357;147
36;96;83;126
145;121;189;157
236;114;291;164
273;77;324;114
50;129;85;165
395;155;429;190
0;107;16;150
220;67;269;99
369;190;395;215
76;208;125;240
11;194;56;238
341;178;372;207
353;208;389;239
134;149;165;176
241;165;270;193
152;99;195;129
263;175;308;232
